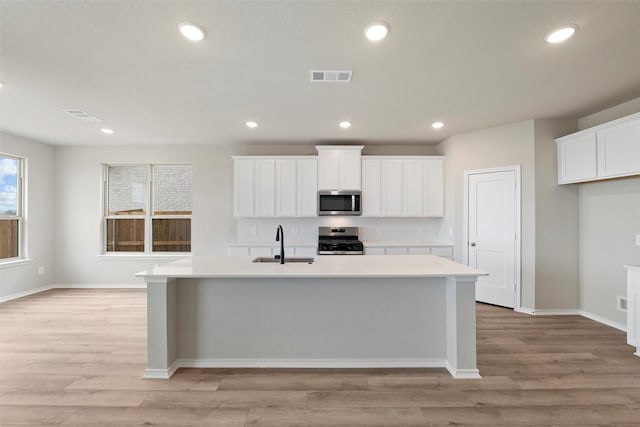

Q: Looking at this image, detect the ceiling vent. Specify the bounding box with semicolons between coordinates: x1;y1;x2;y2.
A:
310;70;353;82
62;109;104;122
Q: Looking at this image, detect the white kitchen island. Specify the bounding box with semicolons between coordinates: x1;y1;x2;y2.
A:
136;255;487;380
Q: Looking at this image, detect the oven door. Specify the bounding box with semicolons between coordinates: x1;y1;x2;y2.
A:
318;191;361;216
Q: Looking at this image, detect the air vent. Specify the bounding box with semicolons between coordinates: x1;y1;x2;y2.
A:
310;70;353;82
62;109;104;122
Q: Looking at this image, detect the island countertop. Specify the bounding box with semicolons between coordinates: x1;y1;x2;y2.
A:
136;254;487;279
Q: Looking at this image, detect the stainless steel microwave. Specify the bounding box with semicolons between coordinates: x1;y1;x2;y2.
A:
318;190;361;216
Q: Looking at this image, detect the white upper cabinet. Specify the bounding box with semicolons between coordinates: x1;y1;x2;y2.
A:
296;158;318;217
361;156;445;218
557;132;597;184
597;118;640;178
361;158;382;216
234;158;255;217
275;159;297;217
382;159;403;217
402;159;423;217
316;146;363;190
254;159;276;217
233;156;318;218
557;112;640;184
423;157;445;217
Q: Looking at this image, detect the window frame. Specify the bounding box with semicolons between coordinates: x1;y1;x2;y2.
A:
102;163;192;256
0;153;25;264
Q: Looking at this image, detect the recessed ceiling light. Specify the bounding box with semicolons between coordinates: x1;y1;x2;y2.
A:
179;22;206;41
101;128;115;135
0;82;3;88
246;121;259;128
432;121;444;129
545;24;578;44
364;21;390;41
339;121;352;129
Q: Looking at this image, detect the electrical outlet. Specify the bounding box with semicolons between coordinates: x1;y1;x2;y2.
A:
449;227;454;236
617;296;627;312
251;226;257;235
37;266;45;276
635;234;640;246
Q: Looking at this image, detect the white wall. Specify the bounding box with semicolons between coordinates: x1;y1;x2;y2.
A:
534;119;580;310
0;132;55;299
54;143;439;285
579;177;640;326
577;98;640;326
437;120;537;310
437;119;582;312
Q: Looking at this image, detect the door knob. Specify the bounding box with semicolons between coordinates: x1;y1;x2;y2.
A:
470;242;476;247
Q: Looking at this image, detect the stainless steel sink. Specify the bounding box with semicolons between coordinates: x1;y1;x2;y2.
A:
252;257;316;264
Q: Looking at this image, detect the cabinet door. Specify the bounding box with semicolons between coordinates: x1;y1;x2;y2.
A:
234;159;255;217
297;158;318;217
423;158;444;217
365;247;386;255
275;159;297;217
254;159;276;217
431;246;454;259
381;159;403;217
249;247;273;257
362;159;381;216
386;247;408;255
294;246;318;257
402;159;423;217
339;149;362;190
317;149;341;190
408;247;429;255
557;133;597;183
228;246;250;256
597;119;640;178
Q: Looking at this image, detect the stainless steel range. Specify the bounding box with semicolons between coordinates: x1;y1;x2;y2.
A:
317;226;364;255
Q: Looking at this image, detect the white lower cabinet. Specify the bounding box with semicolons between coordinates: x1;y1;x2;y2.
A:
228;245;317;257
365;247;386;255
386;247;408;255
364;245;453;259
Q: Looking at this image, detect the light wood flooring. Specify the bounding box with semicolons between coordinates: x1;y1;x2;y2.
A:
0;288;639;426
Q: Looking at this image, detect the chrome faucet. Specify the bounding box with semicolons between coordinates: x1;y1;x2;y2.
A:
275;225;285;264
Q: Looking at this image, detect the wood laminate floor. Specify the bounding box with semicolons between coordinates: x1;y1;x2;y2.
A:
0;288;639;426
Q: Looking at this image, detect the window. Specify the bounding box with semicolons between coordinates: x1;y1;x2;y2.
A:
104;164;192;254
0;154;23;261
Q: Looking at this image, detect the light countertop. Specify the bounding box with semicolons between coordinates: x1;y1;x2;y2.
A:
229;241;453;247
136;255;486;279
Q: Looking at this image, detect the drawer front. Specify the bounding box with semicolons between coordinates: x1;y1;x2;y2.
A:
431;247;454;258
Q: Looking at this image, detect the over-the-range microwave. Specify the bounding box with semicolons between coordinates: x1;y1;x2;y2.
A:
318;190;361;216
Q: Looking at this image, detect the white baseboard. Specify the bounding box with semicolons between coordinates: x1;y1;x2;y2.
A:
514;307;535;315
579;310;627;332
176;358;447;370
143;360;180;379
532;309;581;316
51;283;146;289
146;358;481;380
0;283;147;303
0;285;53;304
445;361;481;379
514;306;627;333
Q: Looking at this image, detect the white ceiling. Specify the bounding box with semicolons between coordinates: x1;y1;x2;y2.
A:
1;0;639;146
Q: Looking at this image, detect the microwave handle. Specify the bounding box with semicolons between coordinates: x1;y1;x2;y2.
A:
352;194;355;211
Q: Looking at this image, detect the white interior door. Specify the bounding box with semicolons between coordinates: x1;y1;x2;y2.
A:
466;169;519;308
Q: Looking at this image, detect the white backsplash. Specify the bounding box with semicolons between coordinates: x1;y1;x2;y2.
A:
236;217;449;244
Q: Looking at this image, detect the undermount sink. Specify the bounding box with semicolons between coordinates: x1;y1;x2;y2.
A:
252;257;316;264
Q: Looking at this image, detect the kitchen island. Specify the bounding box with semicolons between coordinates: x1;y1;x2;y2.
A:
136;255;487;379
